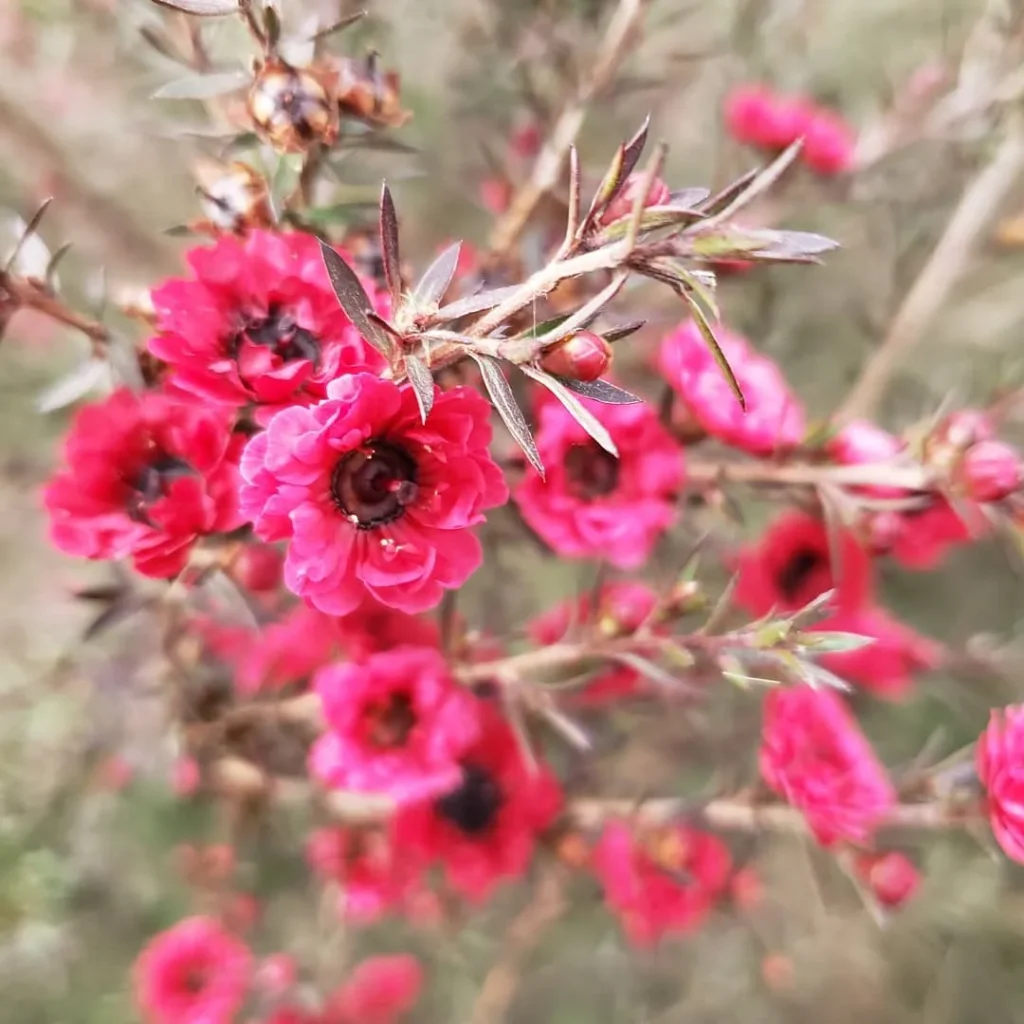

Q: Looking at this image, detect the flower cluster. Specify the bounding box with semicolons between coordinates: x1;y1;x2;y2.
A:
724;83;856;175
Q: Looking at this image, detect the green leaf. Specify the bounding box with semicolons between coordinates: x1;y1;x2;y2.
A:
681;292;744;410
799;631;876;655
151;70;250;100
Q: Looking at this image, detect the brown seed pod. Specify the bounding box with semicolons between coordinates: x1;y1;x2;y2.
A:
248;58;339;154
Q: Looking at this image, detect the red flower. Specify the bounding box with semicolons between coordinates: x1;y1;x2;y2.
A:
891;499;972;570
149;231;385;418
958;439;1023;502
592;820;731;946
515;396;683;569
724;85;814;151
855;851;920;908
735;509;872;615
240;373;508;615
335;601;440;660
802;110;856;176
134;916;252;1024
977;705;1024;863
307;826;429;923
326;956;423;1024
528;582;659;704
760;686;895;846
44;389;242;579
309;647;482;802
392;706;562;901
658;321;805;455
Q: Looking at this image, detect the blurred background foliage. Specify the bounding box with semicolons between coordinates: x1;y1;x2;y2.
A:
2;0;1024;1021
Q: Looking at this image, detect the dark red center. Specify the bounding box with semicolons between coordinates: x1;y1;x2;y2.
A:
563;443;619;500
775;546;827;603
238;303;321;367
125;451;193;523
331;440;419;529
436;764;504;835
364;692;417;749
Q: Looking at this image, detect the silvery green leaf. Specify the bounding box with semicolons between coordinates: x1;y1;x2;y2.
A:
799;631;877;655
150;0;238;14
152;70;250;100
473;355;543;476
551;377;642;404
520;366;617;457
318;240;395;360
682;292;744;410
413;242;461;307
37;359;110;413
404;354;435;423
378;182;403;309
435;284;521;321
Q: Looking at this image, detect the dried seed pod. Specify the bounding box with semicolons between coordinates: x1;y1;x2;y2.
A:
195;160;273;234
328;55;412;128
248;58;338;154
540;330;612;382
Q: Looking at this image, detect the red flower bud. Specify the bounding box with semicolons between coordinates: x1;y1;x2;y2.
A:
960;439;1023;502
232;542;283;593
539;330;611;381
856;851;920;908
599;173;671;226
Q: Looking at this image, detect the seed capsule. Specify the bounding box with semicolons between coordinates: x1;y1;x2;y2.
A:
195;160;273;234
248;58;338;154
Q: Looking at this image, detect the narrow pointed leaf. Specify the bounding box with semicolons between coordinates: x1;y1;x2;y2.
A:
318;239;395;359
692;227;839;263
435;283;521;321
310;10;367;41
682;293;744;410
520;366;617;456
152;70;250;100
697;168;759;215
150;0;237;13
379;182;403;309
608;651;699;694
404;353;435;423
551;376;642;404
413;242;461;306
262;3;282;49
5;198;52;275
45;242;73;286
37;359;109;413
702;140;803;227
473;355;543;475
668;187;711;208
620;116;651;181
603;319;646;343
581;143;625;231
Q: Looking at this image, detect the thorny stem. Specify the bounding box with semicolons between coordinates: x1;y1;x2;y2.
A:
486;0;649;257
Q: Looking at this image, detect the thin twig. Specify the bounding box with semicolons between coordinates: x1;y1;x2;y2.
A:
486;0;648;256
837;118;1024;423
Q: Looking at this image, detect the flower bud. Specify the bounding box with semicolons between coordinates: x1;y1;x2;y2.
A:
959;439;1023;503
934;408;995;451
232;542;283;593
248;59;338;154
856;851;920;908
331;56;411;128
195;160;272;234
539;330;611;382
599;173;672;226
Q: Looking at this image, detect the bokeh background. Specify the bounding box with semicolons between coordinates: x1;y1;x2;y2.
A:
3;0;1024;1021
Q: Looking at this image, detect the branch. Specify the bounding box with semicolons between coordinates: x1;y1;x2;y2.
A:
486;0;648;257
2;274;110;348
684;457;933;492
837;118;1024;423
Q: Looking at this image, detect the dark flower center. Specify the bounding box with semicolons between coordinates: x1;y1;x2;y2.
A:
331;440;419;529
436;764;504;836
126;452;193;523
236;303;321;368
181;963;211;995
563;443;619;500
776;546;826;603
364;692;417;749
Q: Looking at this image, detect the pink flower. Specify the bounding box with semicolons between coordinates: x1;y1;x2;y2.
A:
44;389;243;579
592;820;731;946
977;705;1024;863
326;956;423;1024
760;686;895;846
134;916;252;1024
307;826;427;923
515;396;683;568
827;420;904;467
855;851;920;908
240;373;508;615
392;706;562;901
891;499;972;570
149;230;385;417
958;439;1022;502
309;647;482;802
735;510;873;615
724;85;814;150
658;321;805;455
599;173;671;226
802;110;856;176
334;600;441;660
528;582;659;704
